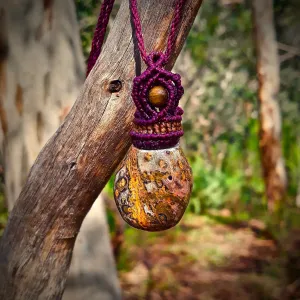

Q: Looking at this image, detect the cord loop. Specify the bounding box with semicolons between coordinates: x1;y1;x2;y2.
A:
145;52;167;67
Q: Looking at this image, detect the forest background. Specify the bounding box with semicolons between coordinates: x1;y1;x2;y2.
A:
0;0;300;299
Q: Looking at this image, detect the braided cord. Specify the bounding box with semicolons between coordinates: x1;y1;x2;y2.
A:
164;0;186;63
129;0;148;63
130;0;186;66
86;0;115;76
86;0;186;75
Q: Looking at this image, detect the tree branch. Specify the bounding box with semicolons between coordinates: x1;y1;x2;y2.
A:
278;42;300;55
278;42;300;63
0;0;203;299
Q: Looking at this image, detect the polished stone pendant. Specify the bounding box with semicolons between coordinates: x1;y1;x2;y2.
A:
113;52;192;231
114;144;192;231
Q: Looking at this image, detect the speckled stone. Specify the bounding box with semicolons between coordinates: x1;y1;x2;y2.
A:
114;144;193;231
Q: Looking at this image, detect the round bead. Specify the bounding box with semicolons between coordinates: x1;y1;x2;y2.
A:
148;86;168;107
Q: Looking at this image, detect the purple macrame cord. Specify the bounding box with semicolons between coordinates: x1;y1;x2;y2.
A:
87;0;187;150
130;0;186;66
86;0;115;76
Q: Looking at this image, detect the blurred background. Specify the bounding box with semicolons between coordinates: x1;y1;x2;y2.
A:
0;0;300;299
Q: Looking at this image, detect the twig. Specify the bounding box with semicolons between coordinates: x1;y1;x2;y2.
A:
278;42;300;63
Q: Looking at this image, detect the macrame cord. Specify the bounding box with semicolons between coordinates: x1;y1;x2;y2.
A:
87;0;186;150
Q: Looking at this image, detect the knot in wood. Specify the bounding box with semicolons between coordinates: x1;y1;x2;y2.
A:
108;80;122;93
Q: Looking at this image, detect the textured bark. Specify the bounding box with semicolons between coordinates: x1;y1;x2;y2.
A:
252;0;287;211
0;0;203;299
0;0;120;299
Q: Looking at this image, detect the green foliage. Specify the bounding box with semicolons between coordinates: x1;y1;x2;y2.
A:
104;175;115;197
189;155;242;213
75;0;101;58
182;0;300;215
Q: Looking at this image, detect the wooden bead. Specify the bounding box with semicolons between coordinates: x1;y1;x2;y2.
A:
148;86;168;107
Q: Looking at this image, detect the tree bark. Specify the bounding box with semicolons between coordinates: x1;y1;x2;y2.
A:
0;0;203;299
252;0;287;211
63;199;121;300
0;0;120;299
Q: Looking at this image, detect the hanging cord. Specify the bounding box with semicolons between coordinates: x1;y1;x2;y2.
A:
86;0;186;76
129;0;186;150
130;0;186;66
86;0;115;76
86;0;187;150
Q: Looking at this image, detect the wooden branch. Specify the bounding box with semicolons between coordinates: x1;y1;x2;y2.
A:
0;0;203;299
278;42;300;56
280;51;297;63
278;42;300;63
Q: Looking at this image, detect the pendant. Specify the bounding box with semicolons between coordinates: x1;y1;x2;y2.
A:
114;145;192;231
114;52;193;231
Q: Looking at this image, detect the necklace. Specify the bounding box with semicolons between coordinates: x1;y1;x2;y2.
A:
88;0;193;231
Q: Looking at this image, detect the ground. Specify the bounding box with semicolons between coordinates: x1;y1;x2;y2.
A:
118;213;283;300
